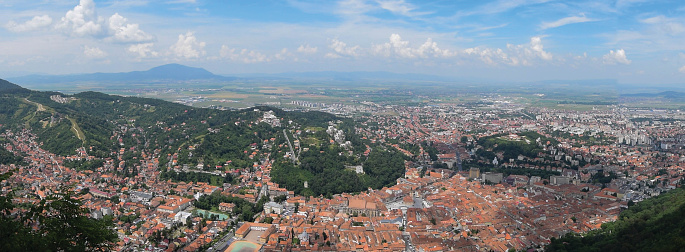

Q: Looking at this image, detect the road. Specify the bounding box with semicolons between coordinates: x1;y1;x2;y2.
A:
24;98;46;112
283;129;297;162
208;231;234;252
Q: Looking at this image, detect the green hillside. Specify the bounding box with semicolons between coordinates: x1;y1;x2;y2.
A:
546;188;685;252
0;79;407;197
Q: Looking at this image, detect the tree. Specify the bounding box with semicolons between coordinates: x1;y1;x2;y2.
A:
30;189;119;251
273;195;287;203
186;217;193;228
0;173;118;252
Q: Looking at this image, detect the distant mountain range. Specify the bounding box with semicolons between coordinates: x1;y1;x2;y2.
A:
525;79;618;86
8;64;236;86
622;91;685;99
2;63;644;92
233;71;464;82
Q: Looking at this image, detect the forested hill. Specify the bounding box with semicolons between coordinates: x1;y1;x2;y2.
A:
0;79;325;159
546;187;685;252
0;79;408;197
0;78;28;93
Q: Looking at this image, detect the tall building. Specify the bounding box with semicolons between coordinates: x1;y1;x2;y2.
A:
469;168;480;179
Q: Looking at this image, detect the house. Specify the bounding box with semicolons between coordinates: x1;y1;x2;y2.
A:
264;202;284;215
219;202;235;213
175;211;192;223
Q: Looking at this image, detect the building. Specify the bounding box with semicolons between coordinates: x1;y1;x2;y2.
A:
469;168;480;180
529;176;542;185
219;202;235;213
130;191;153;203
344;198;381;217
504;175;529;187
101;207;113;216
157;196;193;214
175;211;192;223
482;172;503;184
264;202;284;214
346;165;365;174
550;176;571;185
235;222;274;239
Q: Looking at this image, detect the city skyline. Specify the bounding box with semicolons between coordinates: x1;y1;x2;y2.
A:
2;0;685;84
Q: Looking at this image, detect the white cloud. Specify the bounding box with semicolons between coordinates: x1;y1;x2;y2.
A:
372;34;454;59
274;48;294;61
640;15;685;36
465;0;550;16
106;13;154;43
5;15;53;32
373;33;413;58
615;0;650;9
170;32;206;59
328;38;361;57
297;44;318;54
55;0;103;37
529;36;553;60
168;0;197;3
459;36;554;66
322;34;555;66
416;38;455;58
504;36;553;65
337;0;376;17
376;0;430;17
605;15;685;53
83;46;107;59
603;49;631;65
325;53;342;59
220;45;270;63
679;65;685;73
51;0;154;44
470;23;509;32
128;43;158;58
462;47;510;66
540;14;598;30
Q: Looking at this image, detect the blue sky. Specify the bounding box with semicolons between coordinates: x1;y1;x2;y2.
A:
1;0;685;84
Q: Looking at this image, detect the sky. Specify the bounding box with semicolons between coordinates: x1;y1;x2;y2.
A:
1;0;685;84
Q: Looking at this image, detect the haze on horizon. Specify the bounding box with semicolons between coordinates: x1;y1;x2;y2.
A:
1;0;684;85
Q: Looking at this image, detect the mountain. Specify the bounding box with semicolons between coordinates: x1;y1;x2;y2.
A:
8;64;236;86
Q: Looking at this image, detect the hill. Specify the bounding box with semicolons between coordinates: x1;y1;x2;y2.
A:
0;78;406;197
0;79;29;93
8;64;236;86
546;187;685;252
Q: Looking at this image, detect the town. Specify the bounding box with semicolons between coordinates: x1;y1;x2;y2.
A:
2;94;684;252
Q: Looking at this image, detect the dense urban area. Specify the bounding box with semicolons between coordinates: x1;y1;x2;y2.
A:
2;79;685;252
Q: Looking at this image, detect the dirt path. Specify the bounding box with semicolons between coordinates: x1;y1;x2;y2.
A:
24;98;46;112
67;117;85;141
